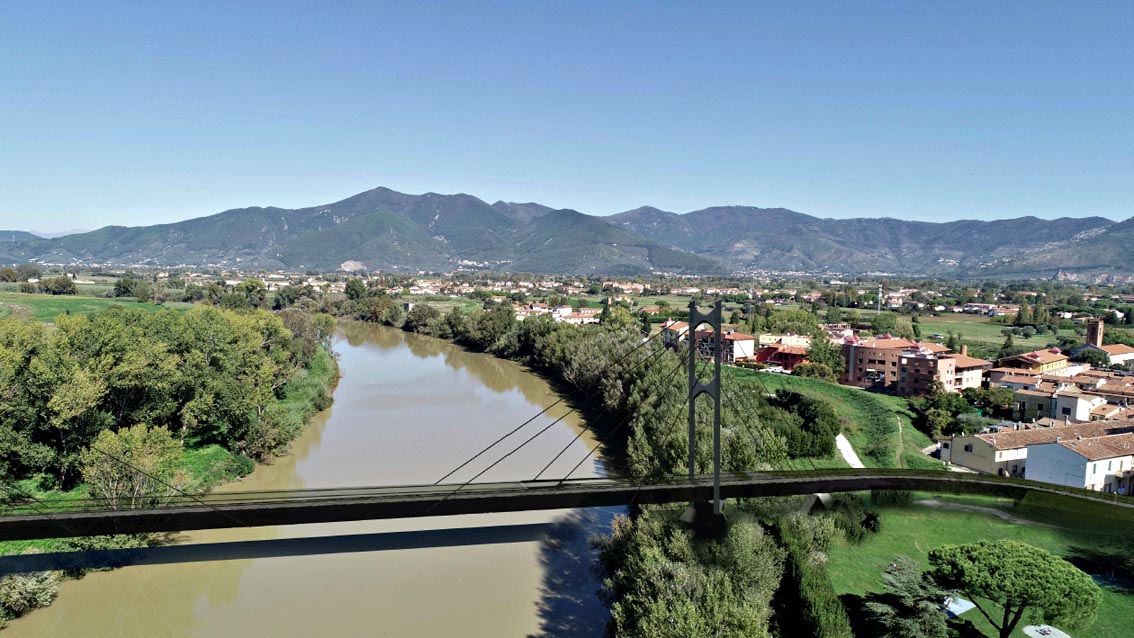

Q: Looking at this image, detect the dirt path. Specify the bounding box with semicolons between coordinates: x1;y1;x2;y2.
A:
914;499;1055;527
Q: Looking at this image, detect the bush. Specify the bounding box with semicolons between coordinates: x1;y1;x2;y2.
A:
773;518;854;638
0;556;61;626
870;490;914;507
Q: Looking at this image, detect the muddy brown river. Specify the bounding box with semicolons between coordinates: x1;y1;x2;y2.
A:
7;322;614;637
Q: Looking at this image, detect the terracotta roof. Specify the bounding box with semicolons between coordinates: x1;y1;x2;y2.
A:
762;344;808;355
970;421;1134;450
1057;433;1134;461
1102;344;1134;356
1004;349;1069;365
941;354;992;369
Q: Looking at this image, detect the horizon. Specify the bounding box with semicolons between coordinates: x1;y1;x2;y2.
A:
3;2;1132;232
4;183;1128;237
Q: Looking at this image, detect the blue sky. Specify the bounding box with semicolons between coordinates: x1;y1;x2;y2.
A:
1;1;1131;232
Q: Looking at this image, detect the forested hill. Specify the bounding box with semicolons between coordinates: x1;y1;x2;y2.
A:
0;231;40;242
1;186;1130;277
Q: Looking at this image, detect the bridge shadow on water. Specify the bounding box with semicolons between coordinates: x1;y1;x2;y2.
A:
0;523;555;576
529;506;621;638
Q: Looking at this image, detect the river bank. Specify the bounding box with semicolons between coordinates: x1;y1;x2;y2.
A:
3;323;613;637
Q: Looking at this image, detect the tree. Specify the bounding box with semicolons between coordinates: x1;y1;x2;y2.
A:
40;276;76;295
79;424;187;510
807;338;845;376
928;541;1102;638
344;277;367;301
600;305;637;332
998;333;1016;359
866;555;947;638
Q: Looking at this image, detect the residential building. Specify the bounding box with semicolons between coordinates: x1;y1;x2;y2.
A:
941;420;1134;476
997;348;1070;374
841;336;921;389
1026;433;1134;493
694;328;757;364
754;343;809;372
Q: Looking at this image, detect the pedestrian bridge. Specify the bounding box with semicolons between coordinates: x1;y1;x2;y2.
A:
3;469;1131;542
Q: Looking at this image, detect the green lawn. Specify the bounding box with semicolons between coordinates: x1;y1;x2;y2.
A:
918;314;1074;350
827;496;1134;638
0;291;192;323
729;369;941;470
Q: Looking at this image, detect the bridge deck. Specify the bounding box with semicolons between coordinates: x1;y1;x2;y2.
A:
2;470;1131;541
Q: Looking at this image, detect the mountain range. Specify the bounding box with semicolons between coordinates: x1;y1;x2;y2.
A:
0;187;1129;278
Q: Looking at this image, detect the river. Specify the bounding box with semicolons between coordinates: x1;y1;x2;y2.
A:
7;322;616;637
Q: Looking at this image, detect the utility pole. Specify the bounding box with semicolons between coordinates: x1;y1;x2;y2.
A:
877;284;883;316
683;299;726;536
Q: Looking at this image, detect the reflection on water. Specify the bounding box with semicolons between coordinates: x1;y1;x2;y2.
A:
7;322;612;637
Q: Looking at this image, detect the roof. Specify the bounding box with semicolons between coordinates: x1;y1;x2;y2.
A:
921;343;951;353
999;375;1042;385
762;343;808;355
1056;433;1134;461
941;354;992;369
968;420;1134;450
1003;349;1069;365
1102;344;1134;356
847;337;917;349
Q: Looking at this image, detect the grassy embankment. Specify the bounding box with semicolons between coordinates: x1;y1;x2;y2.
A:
0;347;339;557
728;369;941;470
827;492;1134;638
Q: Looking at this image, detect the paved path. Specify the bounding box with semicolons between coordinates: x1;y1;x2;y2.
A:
835;433;865;468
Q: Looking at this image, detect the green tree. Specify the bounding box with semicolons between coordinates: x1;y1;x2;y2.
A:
600;305;637;332
998;333;1016;359
40;276;76;295
79;424;187;510
344;277;367;301
806;338;845;376
928;541;1102;638
866;555;947;638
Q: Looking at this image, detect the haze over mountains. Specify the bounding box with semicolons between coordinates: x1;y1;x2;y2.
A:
0;187;1129;278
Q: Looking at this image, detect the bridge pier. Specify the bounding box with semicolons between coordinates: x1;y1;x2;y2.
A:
681;501;729;538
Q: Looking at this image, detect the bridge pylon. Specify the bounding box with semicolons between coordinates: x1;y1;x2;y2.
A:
682;299;728;536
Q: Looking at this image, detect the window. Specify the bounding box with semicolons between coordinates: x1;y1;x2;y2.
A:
942;441;950;449
963;444;973;453
1108;460;1113;472
1061;407;1072;416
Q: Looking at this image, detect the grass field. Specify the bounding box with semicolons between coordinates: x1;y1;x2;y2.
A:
728;369;941;470
827;494;1134;638
917;313;1073;349
0;291;194;323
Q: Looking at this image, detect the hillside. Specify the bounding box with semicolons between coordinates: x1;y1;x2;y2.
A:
0;188;714;274
0;231;40;242
3;186;1131;276
609;205;1119;275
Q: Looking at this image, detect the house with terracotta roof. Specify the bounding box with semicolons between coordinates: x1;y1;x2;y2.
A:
1026;432;1134;493
694;328;757;364
998;348;1070;373
941;420;1134;477
754;342;809;372
841;335;920;389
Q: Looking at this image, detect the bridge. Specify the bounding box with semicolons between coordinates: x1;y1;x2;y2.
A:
3;469;1132;542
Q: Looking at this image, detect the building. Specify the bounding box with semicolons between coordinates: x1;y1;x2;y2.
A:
754;343;809;372
841;336;921;389
1026;432;1134;493
941;420;1134;477
694;328;757;364
1011;382;1109;423
896;345;991;395
758;333;812;349
1068;318;1134;366
997;348;1070;374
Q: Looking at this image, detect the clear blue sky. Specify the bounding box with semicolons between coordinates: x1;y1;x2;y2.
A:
2;1;1131;232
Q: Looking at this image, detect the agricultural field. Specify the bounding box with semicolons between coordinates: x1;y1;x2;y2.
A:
0;291;194;323
827;492;1134;638
917;313;1074;350
728;369;940;470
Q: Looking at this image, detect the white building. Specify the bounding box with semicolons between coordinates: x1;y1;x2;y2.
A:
1026;432;1134;493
